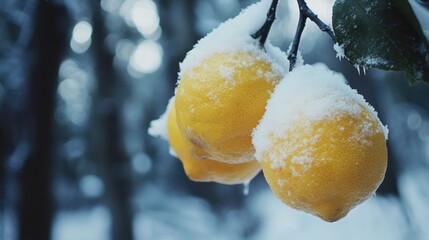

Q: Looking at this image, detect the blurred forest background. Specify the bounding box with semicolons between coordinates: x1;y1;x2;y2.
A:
0;0;429;239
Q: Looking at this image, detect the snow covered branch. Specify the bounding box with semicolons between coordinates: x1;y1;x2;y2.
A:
288;0;336;71
252;0;279;46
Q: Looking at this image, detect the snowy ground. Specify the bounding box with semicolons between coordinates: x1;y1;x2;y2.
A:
48;168;429;240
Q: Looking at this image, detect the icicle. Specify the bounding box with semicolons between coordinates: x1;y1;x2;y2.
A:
354;64;361;75
243;180;250;196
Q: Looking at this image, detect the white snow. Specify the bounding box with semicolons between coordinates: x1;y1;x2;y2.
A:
178;0;287;82
148;96;177;156
48;169;429;240
286;43;304;67
267;42;296;69
218;65;235;83
252;64;388;167
148;96;175;141
249;190;408;240
52;206;111;240
48;168;429;240
358;56;390;66
399;169;429;238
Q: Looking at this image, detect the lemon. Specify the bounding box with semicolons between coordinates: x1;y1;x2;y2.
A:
175;49;283;164
253;64;388;222
167;100;261;185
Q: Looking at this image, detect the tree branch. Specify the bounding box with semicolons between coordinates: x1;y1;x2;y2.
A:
252;0;279;46
288;13;307;71
301;1;336;41
288;0;336;71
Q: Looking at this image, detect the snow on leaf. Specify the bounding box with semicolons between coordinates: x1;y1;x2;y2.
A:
333;43;346;61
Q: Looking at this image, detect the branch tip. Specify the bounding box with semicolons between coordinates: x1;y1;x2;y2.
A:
252;0;279;46
288;0;337;71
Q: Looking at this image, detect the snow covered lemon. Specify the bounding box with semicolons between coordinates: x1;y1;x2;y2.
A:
176;49;283;164
174;0;286;164
168;99;261;184
253;64;388;222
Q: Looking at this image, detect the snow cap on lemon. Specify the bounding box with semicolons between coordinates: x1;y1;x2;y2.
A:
178;0;287;80
253;63;388;163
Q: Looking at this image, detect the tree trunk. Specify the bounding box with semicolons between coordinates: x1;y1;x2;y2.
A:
90;3;133;240
17;1;70;240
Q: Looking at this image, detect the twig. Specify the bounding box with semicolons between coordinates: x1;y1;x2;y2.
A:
288;0;336;71
252;0;279;46
288;13;306;71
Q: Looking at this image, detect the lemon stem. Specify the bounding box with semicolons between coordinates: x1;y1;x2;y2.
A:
252;0;279;47
288;0;336;71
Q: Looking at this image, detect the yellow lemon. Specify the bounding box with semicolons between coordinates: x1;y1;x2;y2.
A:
167;101;261;185
175;49;283;164
253;64;388;222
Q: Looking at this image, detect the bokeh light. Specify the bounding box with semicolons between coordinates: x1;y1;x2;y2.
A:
70;21;93;54
57;60;93;126
128;40;163;75
132;153;152;175
101;0;122;13
131;0;160;37
79;175;105;199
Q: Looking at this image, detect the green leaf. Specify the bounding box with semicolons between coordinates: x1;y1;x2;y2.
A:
332;0;429;84
394;0;429;44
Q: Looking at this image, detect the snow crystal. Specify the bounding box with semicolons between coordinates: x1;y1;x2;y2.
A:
219;65;235;84
207;91;221;105
178;0;287;82
291;155;314;165
277;179;286;187
358;56;390;66
333;43;345;61
252;64;388;168
266;42;293;70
